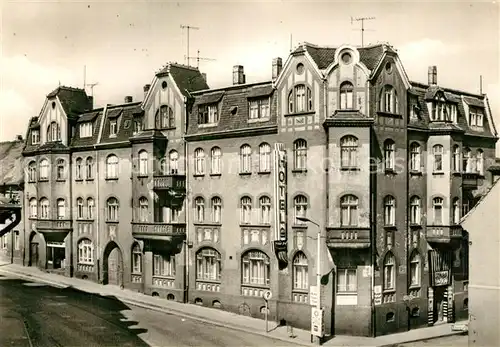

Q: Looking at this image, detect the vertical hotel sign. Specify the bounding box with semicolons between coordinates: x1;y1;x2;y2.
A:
273;143;288;270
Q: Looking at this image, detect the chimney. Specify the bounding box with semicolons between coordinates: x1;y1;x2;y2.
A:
143;84;151;99
124;95;133;103
201;73;207;83
88;96;94;109
233;65;245;85
272;57;283;80
428;66;437;85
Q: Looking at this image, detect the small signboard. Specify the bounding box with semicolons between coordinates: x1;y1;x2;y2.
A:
374;285;382;306
311;307;324;337
262;290;272;301
309;285;319;306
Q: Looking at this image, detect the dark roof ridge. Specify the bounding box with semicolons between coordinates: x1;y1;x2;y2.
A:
191;80;272;95
410;80;485;99
47;85;86;97
299;41;391;50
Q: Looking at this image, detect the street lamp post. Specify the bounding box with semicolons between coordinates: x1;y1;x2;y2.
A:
297;216;323;345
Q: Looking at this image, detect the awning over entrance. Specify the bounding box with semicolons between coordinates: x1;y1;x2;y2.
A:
41;231;69;243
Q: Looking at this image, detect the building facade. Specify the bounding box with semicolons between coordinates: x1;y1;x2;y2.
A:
18;43;498;337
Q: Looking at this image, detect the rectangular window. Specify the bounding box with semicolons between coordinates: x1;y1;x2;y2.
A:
79;122;93;138
14;231;20;250
476;113;483;127
248;98;270;120
110;120;117;136
153;254;175;277
198;104;219;124
337;268;357;293
31;130;40;145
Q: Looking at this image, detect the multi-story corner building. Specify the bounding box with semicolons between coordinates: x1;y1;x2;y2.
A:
18;42;498;338
0;136;25;264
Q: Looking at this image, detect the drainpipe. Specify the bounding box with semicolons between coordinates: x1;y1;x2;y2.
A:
183;95;190;304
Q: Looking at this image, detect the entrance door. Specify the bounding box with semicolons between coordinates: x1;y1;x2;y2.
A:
107;247;123;286
29;242;38;267
433;286;446;323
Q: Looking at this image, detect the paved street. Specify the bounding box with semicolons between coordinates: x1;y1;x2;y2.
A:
0;273;297;347
398;333;467;347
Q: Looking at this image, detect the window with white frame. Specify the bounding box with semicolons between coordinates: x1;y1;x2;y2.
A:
107;197;119;221
77;198;84;219
249;98;270;120
340;195;358;226
210;147;221;174
470;111;484;128
14;231;19;250
153;253;175;277
29;198;37;218
169;150;179;174
452;145;460;172
75;158;83;180
132;243;142;274
384;196;396;226
138;150;148;176
78;239;94;264
159;158;167;175
79;122;93;138
196;248;221;281
409;196;421;225
463;148;472;173
288;84;313;114
242;250;270;286
240;196;252;224
340;136;358;169
339;82;354;109
383;253;395;291
31;130;40;145
198;104;219;124
39;198;49;219
240;144;252;173
106;155;119;179
194;148;205;175
432;145;443;172
433;197;444;225
56;159;65;180
409;252;420;287
195;197;205;223
294;139;307;171
86;157;94;179
410;143;421;172
161;205;180;223
337;268;357;293
87;198;94;219
450;104;458;123
39;159;49;180
211;197;222;223
259;196;271;224
380;85;399;113
133;117;143;134
156;105;175;128
259;143;271;172
294;195;308;224
452;198;460;224
110;119;118;136
47;121;61;142
28;161;36;182
139;197;148;222
57;199;65;219
293;252;308;290
476;150;484;175
384;140;395;171
476;112;483;127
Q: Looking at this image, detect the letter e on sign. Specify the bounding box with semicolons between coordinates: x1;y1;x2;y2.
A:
262;290;272;301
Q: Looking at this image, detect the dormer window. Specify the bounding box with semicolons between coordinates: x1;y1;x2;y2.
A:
133;117;143;135
110;120;117;137
379;85;399;114
155;105;175;129
470;110;483;128
198;104;219;125
288;84;313;114
339;82;354;109
79;122;93;138
31;130;40;145
47;121;61;142
449;104;457;123
249;97;270;120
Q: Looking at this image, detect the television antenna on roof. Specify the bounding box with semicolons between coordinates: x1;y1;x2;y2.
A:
180;24;200;66
187;50;216;68
86;82;99;97
351;16;376;47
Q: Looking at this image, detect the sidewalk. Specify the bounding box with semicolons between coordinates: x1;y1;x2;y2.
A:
0;263;466;347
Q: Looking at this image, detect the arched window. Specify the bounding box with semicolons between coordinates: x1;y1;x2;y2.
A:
294;195;308;224
153;253;175;277
87;198;94;219
39;198;49;219
409;252;421;287
240;144;252;173
169;150;179;174
39;159;49;180
210;147;221;174
452;145;460;172
156;105;174;128
107;197;119;221
452;198;460;224
138;150;148;176
28;161;37;182
47;121;61;142
211;197;222;223
139;197;148;222
294;139;307;171
384;196;396;226
409;196;421;225
433;145;443;172
86;157;94;180
242;250;270;286
288;84;313;113
194;148;205;175
340;195;358;226
339;81;354;109
78;239;94;264
196;248;221;281
159;158;167;175
340;136;358;169
132;243;142;274
57;199;65;219
75;158;83;180
195;197;205;222
383;252;395;290
433;197;444;225
259;196;271;224
463;147;474;173
410;143;421;172
380;85;399;114
106;155;119;179
476;149;484;175
56;159;65;180
293;252;308;290
29;198;37;218
240;196;252;224
259;143;271;172
384;140;395;170
77;198;84;219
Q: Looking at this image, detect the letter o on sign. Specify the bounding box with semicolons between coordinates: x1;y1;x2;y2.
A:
278;171;285;182
262;290;272;301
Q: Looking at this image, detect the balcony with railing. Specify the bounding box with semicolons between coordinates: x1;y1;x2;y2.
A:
462;172;479;189
326;227;370;248
426;225;463;243
152;174;186;193
34;219;73;231
131;222;186;241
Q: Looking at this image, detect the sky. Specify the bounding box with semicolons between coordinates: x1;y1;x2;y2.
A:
1;0;499;152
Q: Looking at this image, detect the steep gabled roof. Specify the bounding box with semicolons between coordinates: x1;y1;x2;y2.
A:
0;140;24;186
47;86;93;118
156;63;209;97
